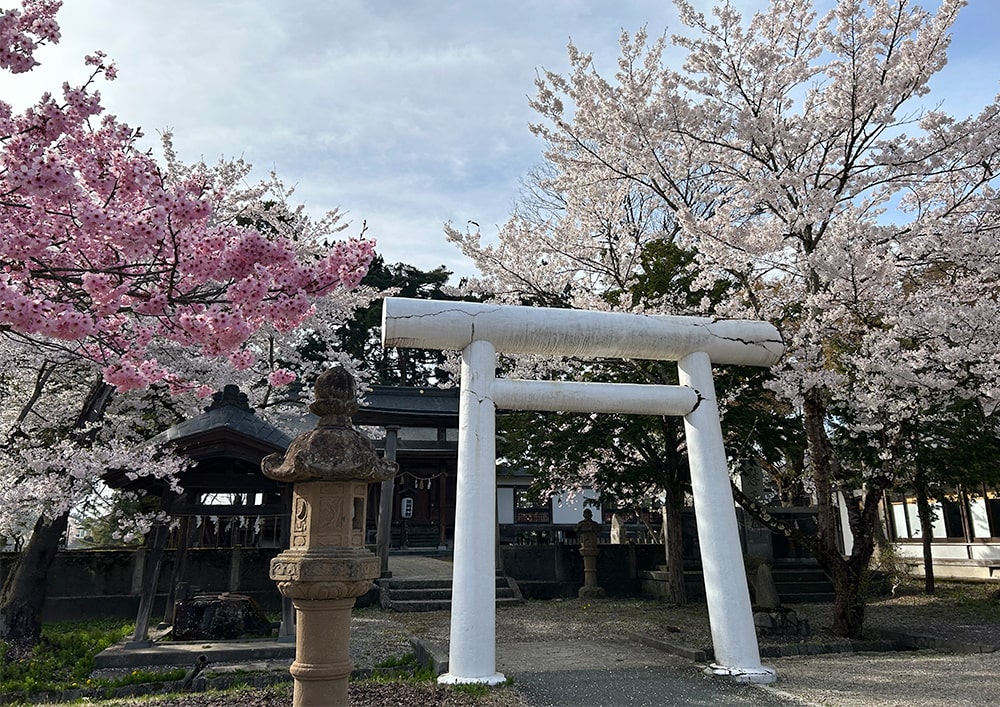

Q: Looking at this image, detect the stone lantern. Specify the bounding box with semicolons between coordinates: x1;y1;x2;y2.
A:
576;508;606;599
263;367;396;706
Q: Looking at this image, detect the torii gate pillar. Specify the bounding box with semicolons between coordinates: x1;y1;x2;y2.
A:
382;298;781;685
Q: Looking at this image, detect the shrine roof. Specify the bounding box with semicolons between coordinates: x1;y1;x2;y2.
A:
354;385;459;428
147;385;293;451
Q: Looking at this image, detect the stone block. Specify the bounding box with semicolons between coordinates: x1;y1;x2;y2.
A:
172;593;273;641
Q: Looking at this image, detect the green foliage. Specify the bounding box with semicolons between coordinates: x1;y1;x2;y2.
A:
357;651;438;684
330;256;460;386
452;681;493;697
373;651;418;669
867;542;919;597
0;618;181;699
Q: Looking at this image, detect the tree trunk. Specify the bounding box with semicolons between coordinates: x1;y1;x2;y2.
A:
914;477;936;594
828;556;868;638
660;499;687;605
822;481;886;638
801;389;876;639
0;511;69;642
0;379;115;647
730;452;884;639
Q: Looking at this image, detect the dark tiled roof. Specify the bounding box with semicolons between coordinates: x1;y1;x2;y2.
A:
147;384;292;450
354;386;459;427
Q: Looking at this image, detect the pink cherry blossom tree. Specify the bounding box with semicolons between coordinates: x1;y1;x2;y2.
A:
449;0;1000;637
0;0;377;643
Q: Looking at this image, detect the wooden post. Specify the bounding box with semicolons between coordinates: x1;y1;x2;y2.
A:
127;520;169;648
161;514;191;627
376;426;399;578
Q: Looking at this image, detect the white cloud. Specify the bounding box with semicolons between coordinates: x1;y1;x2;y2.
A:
2;0;997;282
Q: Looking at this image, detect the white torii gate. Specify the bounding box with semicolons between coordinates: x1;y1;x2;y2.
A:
381;297;782;685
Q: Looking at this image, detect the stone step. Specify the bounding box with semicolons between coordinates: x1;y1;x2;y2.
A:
772;569;832;582
386;585;520;601
387;587;454;600
388;595;523;613
379;578;453;590
778;592;836;603
388;598;453;612
773;580;834;592
640;566;835;604
379;575;522;612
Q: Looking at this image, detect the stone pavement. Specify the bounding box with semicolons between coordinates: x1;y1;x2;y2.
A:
499;639;1000;706
384;551;455;579
498;641;799;706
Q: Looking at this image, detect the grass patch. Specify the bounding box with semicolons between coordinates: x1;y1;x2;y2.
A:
374;651;418;669
0;618;183;701
874;579;1000;617
360;651;436;683
452;681;492;697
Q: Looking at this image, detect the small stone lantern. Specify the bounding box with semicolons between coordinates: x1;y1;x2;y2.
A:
264;367;396;707
576;508;606;599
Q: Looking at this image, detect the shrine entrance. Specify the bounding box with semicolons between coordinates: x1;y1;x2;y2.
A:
382;297;783;685
353;385;459;555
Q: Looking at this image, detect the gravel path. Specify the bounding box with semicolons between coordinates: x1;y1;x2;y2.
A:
31;583;1000;707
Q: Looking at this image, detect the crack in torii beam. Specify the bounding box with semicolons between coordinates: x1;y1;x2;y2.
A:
380;297;783;685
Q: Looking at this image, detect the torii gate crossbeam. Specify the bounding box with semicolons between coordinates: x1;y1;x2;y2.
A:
381;297;782;685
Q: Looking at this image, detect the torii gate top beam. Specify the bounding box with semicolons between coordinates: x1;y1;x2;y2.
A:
381;298;783;367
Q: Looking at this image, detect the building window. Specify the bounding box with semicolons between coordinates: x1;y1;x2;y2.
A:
888;493;968;542
968;488;1000;541
514;489;551;524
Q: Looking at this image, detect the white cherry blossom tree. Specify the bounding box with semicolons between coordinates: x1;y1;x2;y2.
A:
448;0;1000;637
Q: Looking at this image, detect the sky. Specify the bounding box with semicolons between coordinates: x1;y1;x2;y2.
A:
3;0;999;281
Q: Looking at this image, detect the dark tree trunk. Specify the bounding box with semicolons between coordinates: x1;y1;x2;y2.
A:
660;496;687;605
0;379;115;647
828;555;868;638
0;511;69;642
914;476;936;594
801;390;884;639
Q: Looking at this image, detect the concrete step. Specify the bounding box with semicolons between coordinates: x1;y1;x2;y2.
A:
388;598;453;612
385;587;453;600
379;575;522;612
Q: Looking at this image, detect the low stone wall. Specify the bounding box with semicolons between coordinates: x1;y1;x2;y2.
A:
0;547;285;622
637;568;707;601
500;543;673;598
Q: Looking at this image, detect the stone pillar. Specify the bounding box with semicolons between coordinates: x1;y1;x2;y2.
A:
610;513;624;544
576;509;606;599
263;368;397;707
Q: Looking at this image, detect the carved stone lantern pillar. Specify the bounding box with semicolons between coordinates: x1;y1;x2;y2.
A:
576;509;606;599
263;367;396;707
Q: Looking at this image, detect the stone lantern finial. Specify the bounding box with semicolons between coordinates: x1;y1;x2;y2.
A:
309;366;358;420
